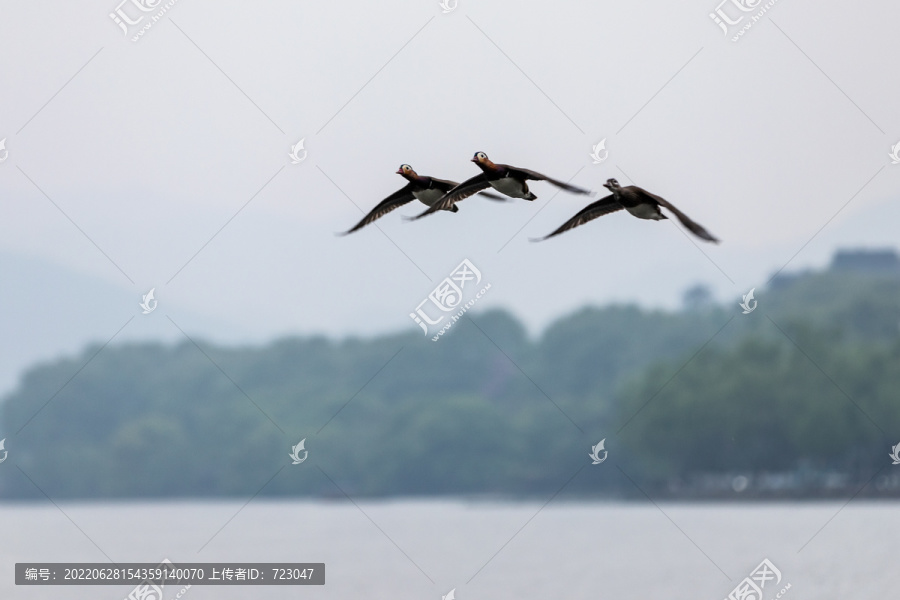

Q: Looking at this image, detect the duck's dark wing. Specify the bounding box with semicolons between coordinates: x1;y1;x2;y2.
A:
339;183;417;235
428;177;460;192
634;187;720;243
532;194;623;241
475;190;508;201
410;173;491;220
505;166;591;195
429;177;506;202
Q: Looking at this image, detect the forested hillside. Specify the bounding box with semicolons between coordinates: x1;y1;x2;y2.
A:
2;254;898;499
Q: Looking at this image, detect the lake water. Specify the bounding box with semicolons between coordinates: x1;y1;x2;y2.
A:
1;500;897;599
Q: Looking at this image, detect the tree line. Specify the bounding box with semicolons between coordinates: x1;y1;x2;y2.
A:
1;265;898;499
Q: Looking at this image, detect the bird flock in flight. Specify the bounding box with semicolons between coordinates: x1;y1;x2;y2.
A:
341;152;719;243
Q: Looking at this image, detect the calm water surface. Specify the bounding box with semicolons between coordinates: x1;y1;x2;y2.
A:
2;500;897;599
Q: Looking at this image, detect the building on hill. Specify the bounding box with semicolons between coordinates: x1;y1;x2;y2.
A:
830;248;900;274
769;248;900;291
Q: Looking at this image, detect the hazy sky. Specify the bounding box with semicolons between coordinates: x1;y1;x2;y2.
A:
1;0;898;391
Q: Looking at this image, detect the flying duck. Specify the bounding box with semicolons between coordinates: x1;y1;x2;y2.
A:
534;178;719;243
410;152;591;220
340;164;505;235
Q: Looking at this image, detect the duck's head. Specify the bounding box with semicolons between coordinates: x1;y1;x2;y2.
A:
396;164;417;178
471;151;496;170
603;178;622;192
